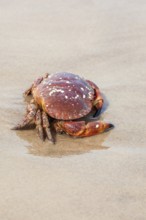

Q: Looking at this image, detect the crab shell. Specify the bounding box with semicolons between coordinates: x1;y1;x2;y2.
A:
32;72;95;120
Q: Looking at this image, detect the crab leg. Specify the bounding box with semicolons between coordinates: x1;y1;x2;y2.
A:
12;100;37;130
86;80;104;117
42;111;55;143
24;73;49;96
35;109;44;141
54;120;114;138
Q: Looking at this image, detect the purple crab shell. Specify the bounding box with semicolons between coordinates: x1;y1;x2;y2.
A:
33;72;94;120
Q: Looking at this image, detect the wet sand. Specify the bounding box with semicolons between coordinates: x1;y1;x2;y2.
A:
0;0;146;219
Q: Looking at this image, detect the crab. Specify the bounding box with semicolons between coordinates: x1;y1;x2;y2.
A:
12;72;114;143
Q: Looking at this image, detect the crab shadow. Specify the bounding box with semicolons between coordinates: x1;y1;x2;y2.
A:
15;93;112;157
16;129;111;157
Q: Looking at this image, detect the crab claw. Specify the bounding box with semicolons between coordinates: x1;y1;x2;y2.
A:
54;121;114;138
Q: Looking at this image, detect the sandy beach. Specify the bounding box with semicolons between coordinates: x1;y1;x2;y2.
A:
0;0;146;219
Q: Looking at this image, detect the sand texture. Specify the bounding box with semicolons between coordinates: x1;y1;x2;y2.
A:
0;0;146;219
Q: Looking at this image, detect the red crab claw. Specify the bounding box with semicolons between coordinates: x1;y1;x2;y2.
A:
54;121;114;138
